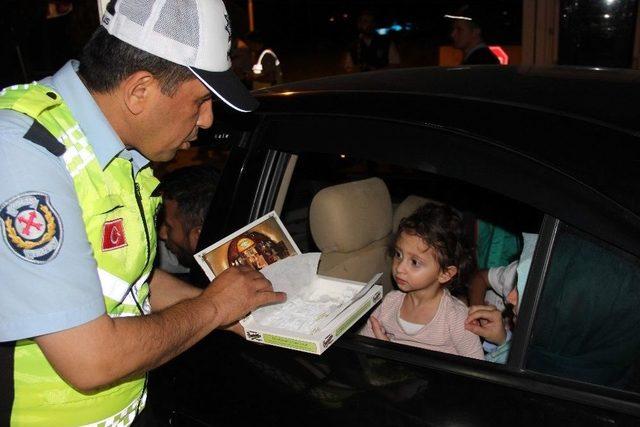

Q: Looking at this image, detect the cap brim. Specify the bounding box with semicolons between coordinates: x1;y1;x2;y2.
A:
443;14;472;21
188;66;259;113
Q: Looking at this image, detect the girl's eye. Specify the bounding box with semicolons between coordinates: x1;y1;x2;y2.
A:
393;249;402;259
411;259;422;267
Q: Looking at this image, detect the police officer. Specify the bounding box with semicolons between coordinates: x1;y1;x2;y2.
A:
0;0;285;425
445;4;500;65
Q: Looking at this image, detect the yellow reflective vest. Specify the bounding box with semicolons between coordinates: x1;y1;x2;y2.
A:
0;83;161;426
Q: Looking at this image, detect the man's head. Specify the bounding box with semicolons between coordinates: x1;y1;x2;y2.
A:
356;10;377;37
79;0;257;161
157;165;220;268
445;4;485;53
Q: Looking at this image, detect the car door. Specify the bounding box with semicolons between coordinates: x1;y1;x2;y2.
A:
150;109;640;426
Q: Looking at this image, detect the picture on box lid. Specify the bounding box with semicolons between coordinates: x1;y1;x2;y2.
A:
195;211;301;279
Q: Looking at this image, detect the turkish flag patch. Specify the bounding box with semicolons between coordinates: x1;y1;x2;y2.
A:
102;218;127;251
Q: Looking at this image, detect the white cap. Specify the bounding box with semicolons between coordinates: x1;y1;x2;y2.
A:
101;0;258;112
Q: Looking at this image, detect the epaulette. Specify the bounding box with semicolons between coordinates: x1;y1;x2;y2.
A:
23;120;66;157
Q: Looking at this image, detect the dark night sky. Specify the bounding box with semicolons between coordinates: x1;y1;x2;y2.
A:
233;0;521;79
230;0;522;50
2;0;521;86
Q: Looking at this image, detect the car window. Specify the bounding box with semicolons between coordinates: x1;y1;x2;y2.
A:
152;145;230;179
151;127;234;274
526;224;640;393
278;150;543;362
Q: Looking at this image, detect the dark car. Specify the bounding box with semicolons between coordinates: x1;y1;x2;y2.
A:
148;66;640;426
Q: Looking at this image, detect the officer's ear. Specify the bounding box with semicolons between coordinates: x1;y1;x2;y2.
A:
121;70;156;116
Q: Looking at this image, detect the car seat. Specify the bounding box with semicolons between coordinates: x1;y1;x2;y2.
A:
310;177;393;293
392;195;430;233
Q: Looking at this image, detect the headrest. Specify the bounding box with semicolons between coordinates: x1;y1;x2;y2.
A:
392;195;430;232
310;177;392;253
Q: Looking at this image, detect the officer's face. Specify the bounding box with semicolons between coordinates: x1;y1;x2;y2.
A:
141;78;214;162
158;198;199;268
451;20;478;51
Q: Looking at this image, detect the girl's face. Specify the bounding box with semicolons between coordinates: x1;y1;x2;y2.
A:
391;231;457;293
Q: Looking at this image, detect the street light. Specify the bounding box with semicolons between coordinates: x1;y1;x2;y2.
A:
252;49;280;75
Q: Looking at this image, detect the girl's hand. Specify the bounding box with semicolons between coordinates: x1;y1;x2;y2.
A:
465;305;507;345
370;316;390;341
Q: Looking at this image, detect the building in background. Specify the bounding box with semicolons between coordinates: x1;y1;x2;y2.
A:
522;0;640;68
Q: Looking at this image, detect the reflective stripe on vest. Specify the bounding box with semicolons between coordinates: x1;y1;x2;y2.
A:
98;268;152;317
0;83;161;426
85;391;147;427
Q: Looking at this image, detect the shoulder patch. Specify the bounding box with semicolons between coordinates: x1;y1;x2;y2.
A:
0;192;63;264
23;121;66;157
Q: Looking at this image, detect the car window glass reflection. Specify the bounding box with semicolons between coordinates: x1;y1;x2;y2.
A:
527;225;640;393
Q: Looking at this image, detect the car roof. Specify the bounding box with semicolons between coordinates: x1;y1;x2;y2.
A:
259;65;640;133
252;66;640;218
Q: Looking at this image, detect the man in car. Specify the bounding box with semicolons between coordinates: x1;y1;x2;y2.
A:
465;233;538;363
445;4;500;65
157;165;219;272
0;0;285;425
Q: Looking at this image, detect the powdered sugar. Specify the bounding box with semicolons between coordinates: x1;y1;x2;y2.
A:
254;282;359;334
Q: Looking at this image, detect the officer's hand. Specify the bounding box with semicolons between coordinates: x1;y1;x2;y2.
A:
202;266;286;327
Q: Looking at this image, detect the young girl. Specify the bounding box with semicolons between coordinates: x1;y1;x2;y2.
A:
361;202;484;360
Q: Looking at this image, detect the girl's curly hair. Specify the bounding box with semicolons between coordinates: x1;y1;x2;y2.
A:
393;201;475;290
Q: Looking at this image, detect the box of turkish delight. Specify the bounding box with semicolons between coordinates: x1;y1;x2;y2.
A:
239;253;383;354
194;213;383;354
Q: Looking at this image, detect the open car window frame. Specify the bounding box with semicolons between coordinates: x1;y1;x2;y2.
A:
195;112;640;417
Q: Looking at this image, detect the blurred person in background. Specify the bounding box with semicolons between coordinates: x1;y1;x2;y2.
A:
445;4;499;65
344;10;401;73
230;35;253;89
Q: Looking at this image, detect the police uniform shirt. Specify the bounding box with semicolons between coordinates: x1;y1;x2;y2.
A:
462;43;500;65
0;60;150;341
